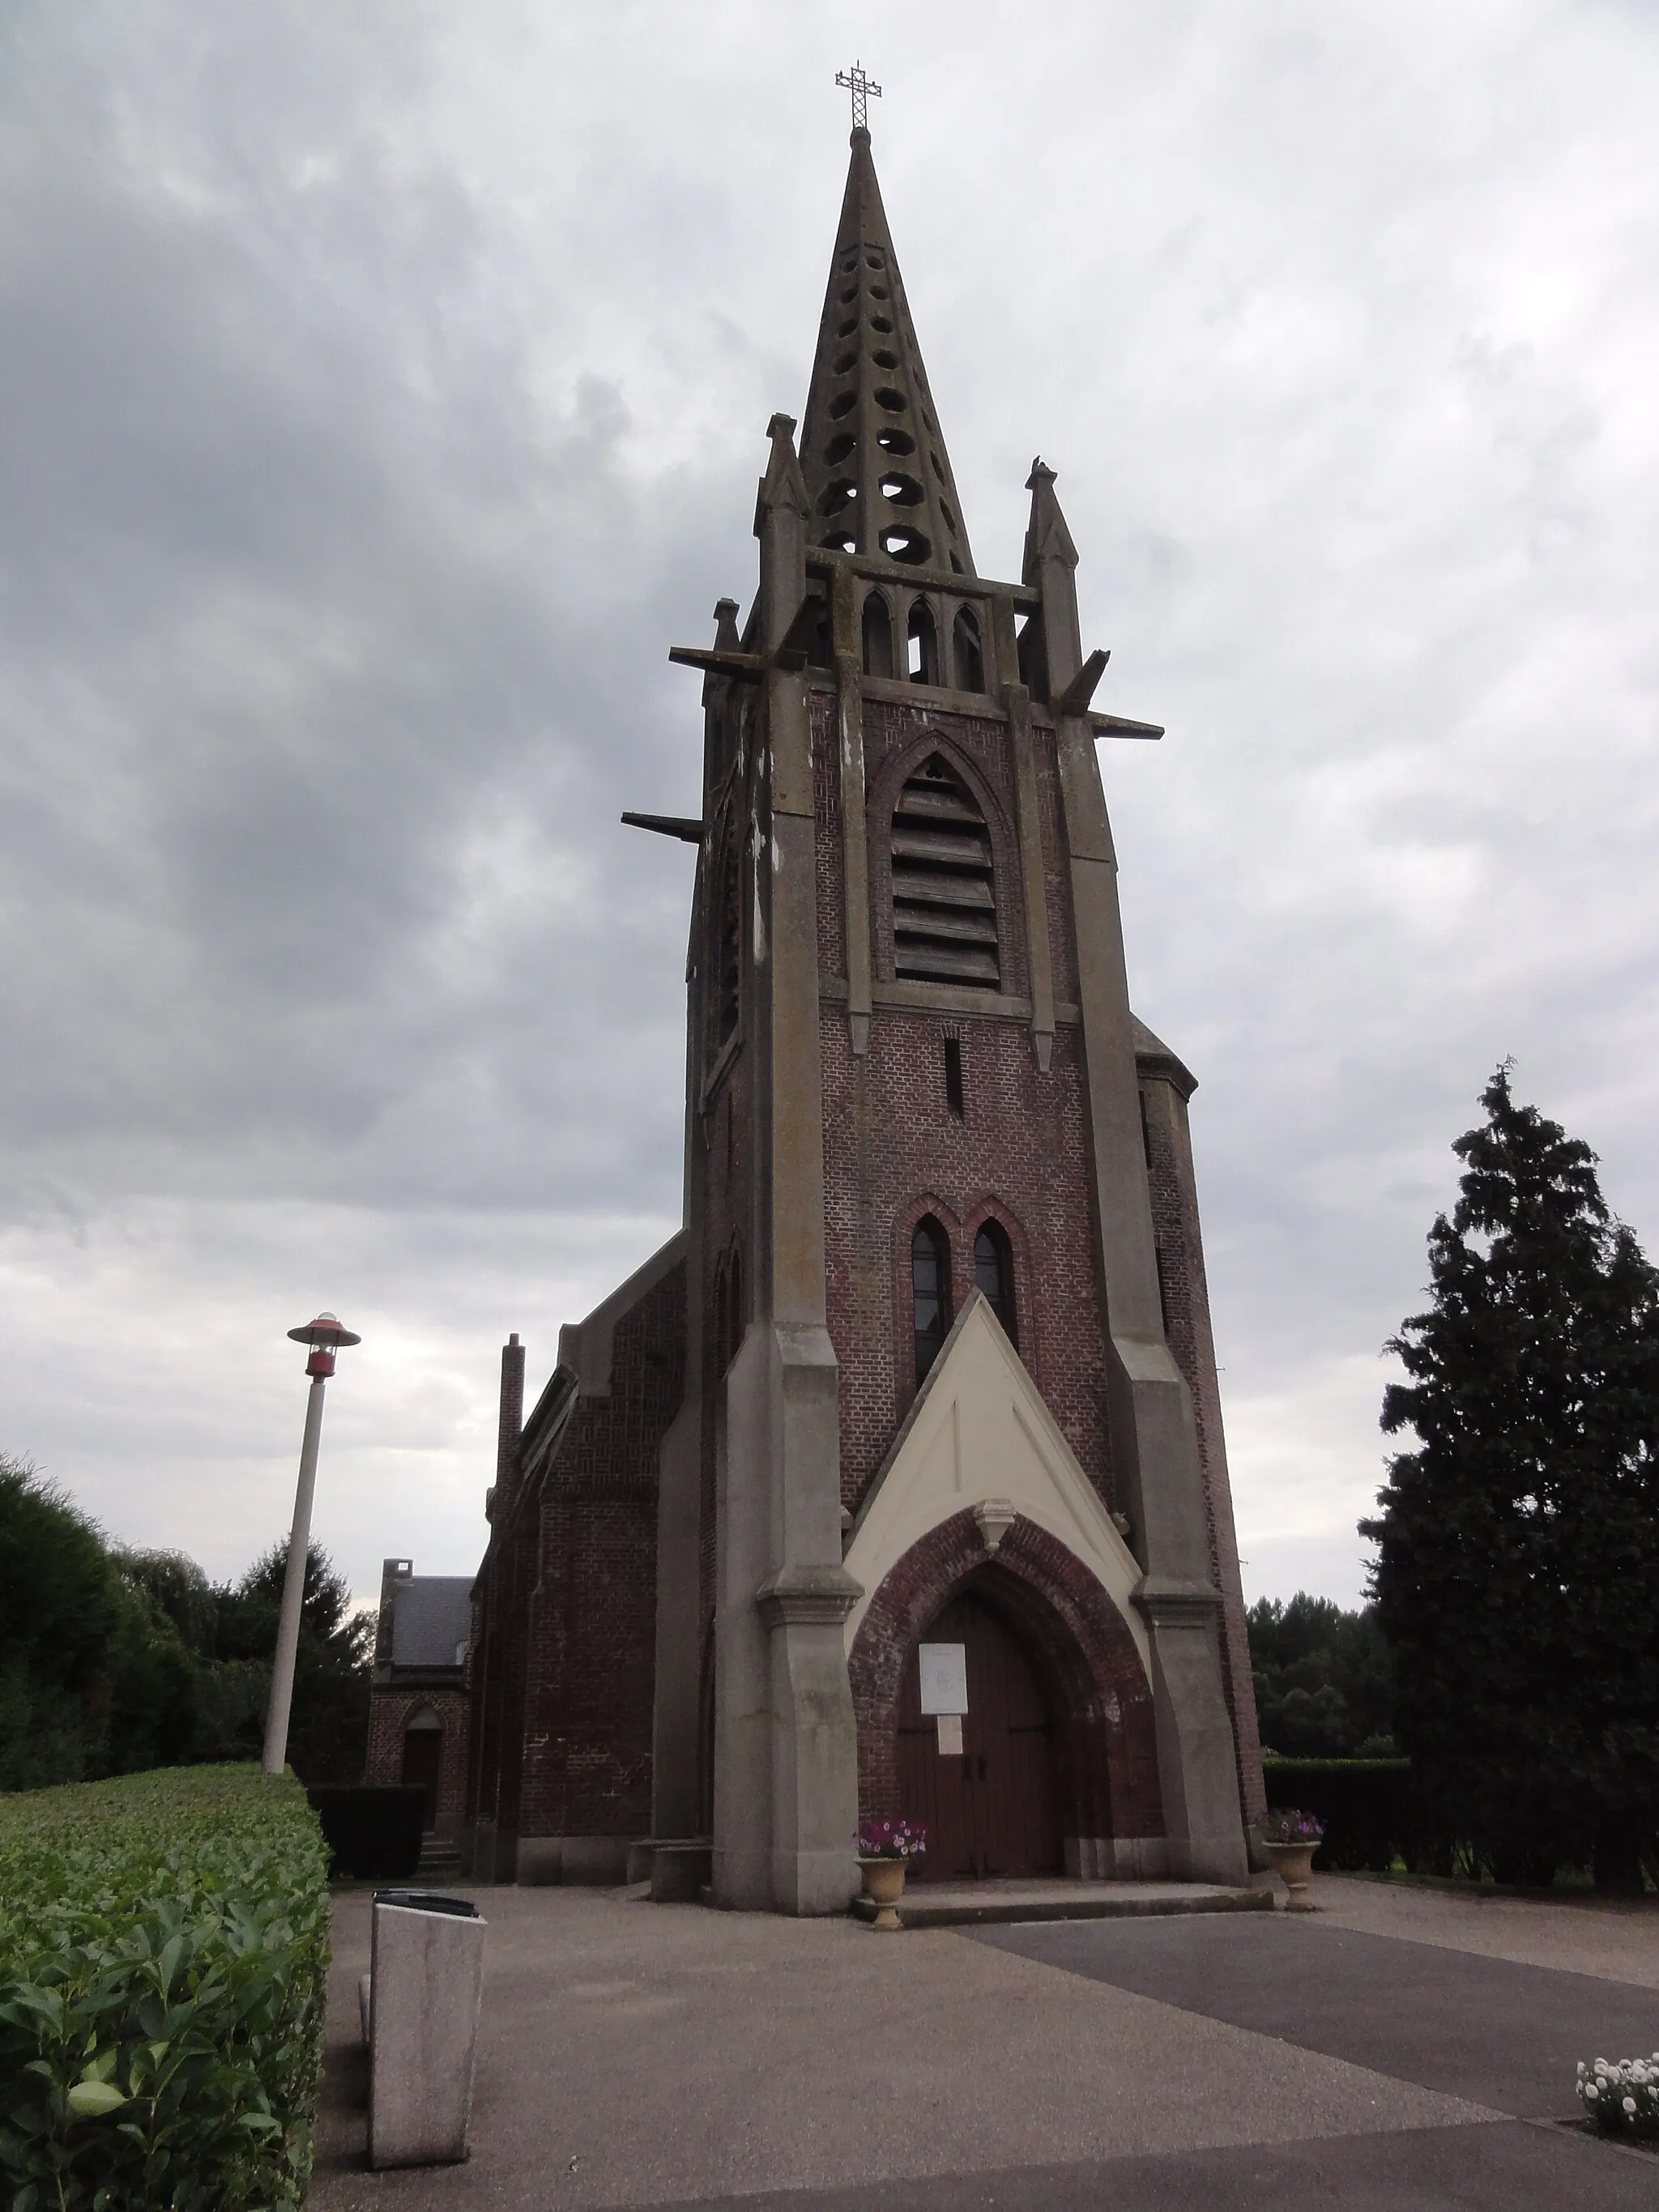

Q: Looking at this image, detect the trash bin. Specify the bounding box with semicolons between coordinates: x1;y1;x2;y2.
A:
366;1889;487;2169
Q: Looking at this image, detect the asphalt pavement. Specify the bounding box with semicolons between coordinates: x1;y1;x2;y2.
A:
968;1911;1659;2118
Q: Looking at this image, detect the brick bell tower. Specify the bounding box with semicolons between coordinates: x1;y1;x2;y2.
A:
646;124;1265;1913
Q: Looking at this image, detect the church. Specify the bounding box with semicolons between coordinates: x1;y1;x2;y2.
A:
368;117;1267;1911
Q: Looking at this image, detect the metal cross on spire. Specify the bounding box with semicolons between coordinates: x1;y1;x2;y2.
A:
835;60;881;132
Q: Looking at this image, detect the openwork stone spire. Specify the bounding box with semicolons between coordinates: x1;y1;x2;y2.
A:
799;130;976;578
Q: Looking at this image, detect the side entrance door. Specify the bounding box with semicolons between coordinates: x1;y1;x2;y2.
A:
400;1722;443;1831
896;1592;1060;1882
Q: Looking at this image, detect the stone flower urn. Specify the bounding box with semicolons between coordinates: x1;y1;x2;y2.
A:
859;1858;907;1933
1263;1839;1319;1913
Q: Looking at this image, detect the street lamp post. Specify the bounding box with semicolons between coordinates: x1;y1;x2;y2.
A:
262;1311;361;1777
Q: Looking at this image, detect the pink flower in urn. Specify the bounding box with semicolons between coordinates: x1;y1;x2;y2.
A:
858;1818;928;1860
1264;1808;1324;1845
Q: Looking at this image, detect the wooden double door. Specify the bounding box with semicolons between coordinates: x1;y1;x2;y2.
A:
897;1592;1060;1882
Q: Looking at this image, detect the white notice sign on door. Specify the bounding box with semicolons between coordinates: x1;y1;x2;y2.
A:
935;1713;963;1756
919;1642;968;1715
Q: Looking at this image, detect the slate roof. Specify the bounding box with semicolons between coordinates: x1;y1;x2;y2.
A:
391;1576;472;1668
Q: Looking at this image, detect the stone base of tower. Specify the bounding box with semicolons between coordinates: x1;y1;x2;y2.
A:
710;1323;864;1916
1139;1588;1252;1885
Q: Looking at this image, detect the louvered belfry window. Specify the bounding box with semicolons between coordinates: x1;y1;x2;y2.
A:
890;754;1000;990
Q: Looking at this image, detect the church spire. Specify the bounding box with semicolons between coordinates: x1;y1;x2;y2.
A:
799;129;976;578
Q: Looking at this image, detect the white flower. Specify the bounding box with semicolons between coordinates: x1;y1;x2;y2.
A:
1625;2097;1639;2116
1585;2083;1600;2099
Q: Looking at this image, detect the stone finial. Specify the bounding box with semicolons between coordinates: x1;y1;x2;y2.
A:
754;411;811;532
973;1498;1019;1553
1022;456;1080;582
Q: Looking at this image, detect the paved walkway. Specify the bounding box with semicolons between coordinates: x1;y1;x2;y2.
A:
311;1873;1659;2209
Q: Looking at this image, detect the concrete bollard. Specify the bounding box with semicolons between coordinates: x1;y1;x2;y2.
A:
367;1891;486;2168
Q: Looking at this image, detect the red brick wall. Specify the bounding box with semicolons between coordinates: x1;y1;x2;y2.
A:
821;1009;1114;1514
514;1260;686;1842
466;1259;685;1850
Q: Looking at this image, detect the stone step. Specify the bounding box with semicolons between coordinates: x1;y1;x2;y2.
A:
416;1835;465;1879
852;1877;1274;1929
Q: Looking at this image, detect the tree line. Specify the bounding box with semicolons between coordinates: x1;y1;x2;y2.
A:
0;1458;370;1792
1247;1592;1395;1758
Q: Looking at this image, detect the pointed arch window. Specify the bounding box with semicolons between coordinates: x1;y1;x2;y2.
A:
714;838;740;1045
713;1242;744;1373
727;1245;744;1367
890;754;1000;990
912;1217;950;1384
862;592;894;680
707;1238;747;1371
712;1253;728;1375
974;1221;1017;1349
953;606;985;693
906;599;940;685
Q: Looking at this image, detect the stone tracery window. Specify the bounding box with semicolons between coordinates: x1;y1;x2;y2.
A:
953;606;985;693
862;591;894;679
906;599;940;685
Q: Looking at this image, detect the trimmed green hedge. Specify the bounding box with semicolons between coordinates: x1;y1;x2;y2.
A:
0;1762;331;2210
1262;1757;1417;1871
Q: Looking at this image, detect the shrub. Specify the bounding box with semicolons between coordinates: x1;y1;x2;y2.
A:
1262;1758;1416;1870
0;1459;128;1790
0;1762;331;2210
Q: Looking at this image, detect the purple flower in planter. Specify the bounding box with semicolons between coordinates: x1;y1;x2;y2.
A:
1264;1807;1325;1845
858;1818;928;1860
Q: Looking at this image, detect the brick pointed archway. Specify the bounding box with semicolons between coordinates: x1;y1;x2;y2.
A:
848;1510;1166;1878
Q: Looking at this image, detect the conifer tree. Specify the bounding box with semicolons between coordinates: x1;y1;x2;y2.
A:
1363;1068;1659;1890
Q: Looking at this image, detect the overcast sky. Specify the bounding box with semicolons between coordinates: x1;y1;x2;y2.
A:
1;0;1654;1612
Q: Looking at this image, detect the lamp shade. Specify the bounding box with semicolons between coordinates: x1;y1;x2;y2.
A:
288;1311;360;1376
288;1311;362;1351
